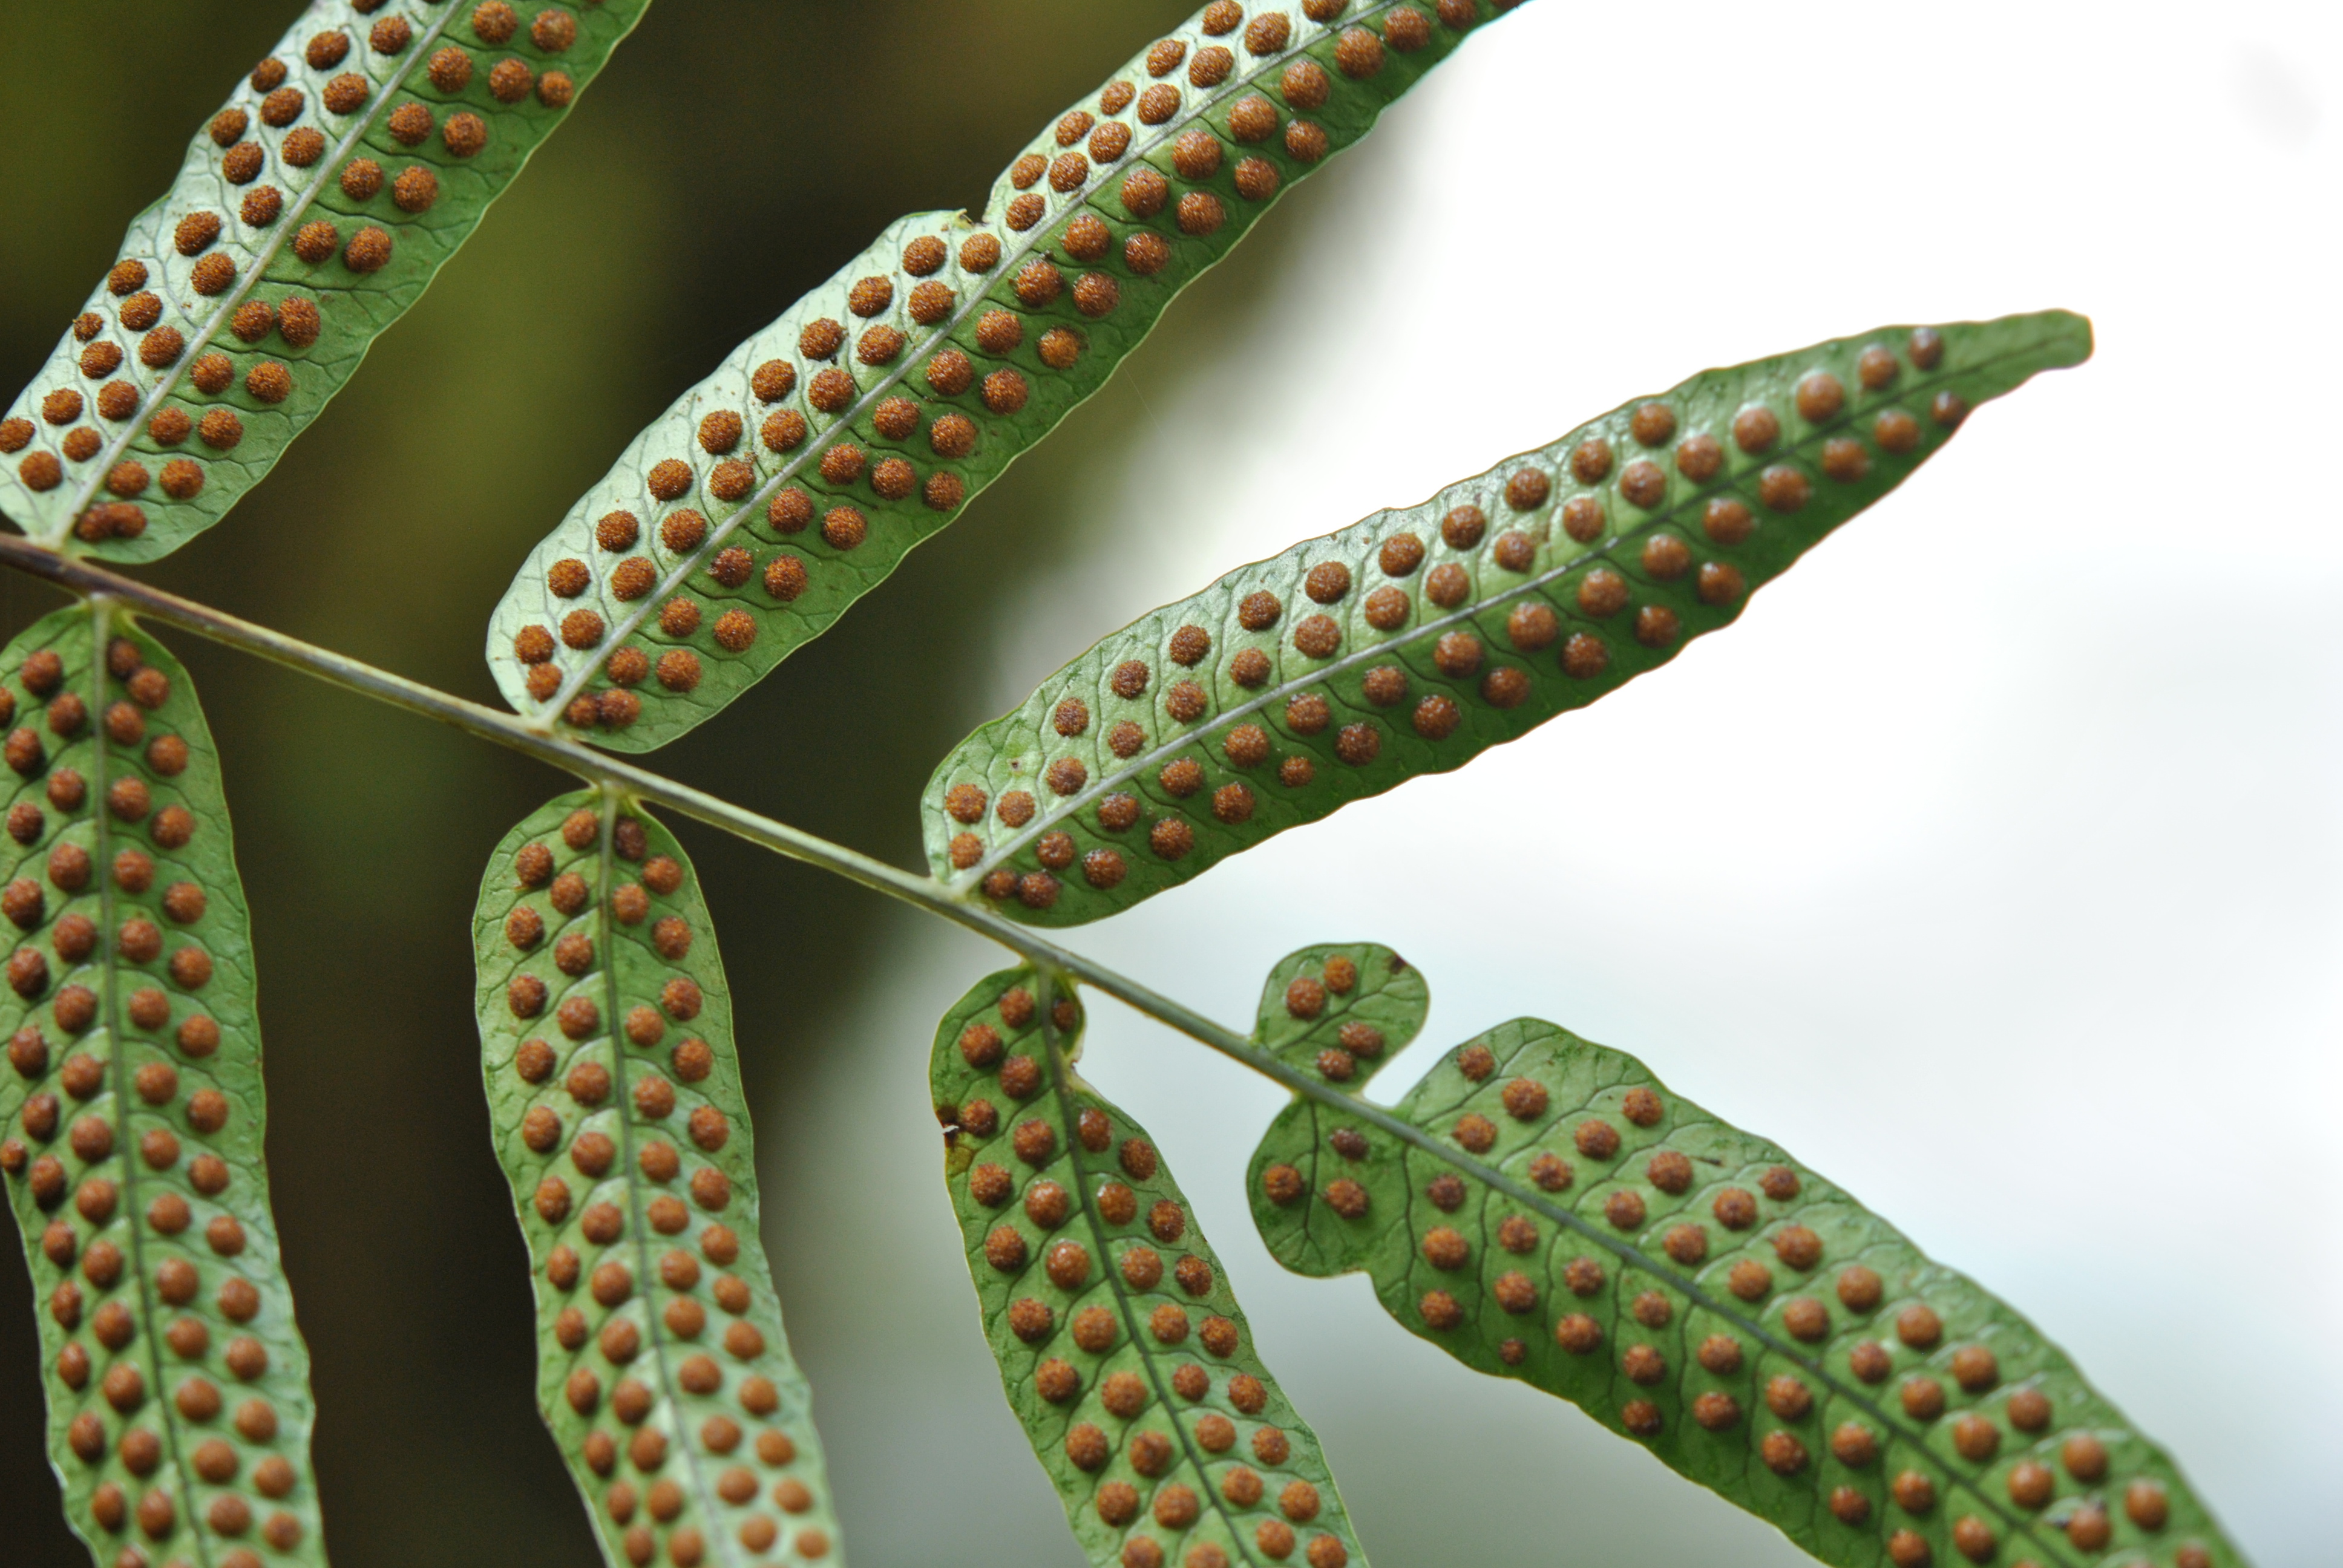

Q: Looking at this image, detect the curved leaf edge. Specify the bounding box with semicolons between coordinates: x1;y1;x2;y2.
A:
1;0;650;561
486;0;1518;751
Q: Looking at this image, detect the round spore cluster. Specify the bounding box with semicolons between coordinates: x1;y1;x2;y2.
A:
937;968;1363;1568
1251;982;2232;1568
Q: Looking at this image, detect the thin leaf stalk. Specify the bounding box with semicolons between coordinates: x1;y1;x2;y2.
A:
0;537;1360;1116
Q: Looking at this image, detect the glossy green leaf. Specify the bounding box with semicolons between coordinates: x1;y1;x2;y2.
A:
487;0;1516;751
0;0;647;561
473;791;841;1568
934;964;1367;1568
922;309;2092;925
1245;942;2243;1568
0;605;327;1565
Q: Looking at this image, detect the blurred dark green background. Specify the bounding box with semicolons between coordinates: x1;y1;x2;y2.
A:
0;3;1291;1560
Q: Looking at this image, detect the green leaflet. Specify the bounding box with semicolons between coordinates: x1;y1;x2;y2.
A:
1244;944;2243;1568
487;0;1518;751
0;0;648;561
921;310;2093;926
934;965;1366;1568
472;790;842;1568
0;606;327;1566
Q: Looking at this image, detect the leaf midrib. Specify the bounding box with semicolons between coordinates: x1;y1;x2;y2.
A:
543;1;1419;722
88;604;220;1568
958;336;2050;889
1290;1056;2069;1562
1037;975;1303;1568
54;5;468;544
588;794;738;1566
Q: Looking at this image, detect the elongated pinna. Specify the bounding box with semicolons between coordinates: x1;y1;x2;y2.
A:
924;310;2092;925
473;791;845;1567
488;1;1525;751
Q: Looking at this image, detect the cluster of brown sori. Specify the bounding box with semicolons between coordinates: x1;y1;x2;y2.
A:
0;623;320;1567
1254;979;2223;1568
945;978;1360;1568
489;805;834;1566
936;328;1967;912
508;0;1506;733
0;0;594;543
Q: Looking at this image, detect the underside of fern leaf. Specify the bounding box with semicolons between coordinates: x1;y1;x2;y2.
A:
0;0;647;561
934;965;1366;1568
487;0;1519;751
1241;944;2240;1568
473;791;841;1568
0;606;327;1566
922;309;2091;924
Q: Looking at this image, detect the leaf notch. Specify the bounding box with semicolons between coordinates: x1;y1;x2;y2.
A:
1242;944;2241;1568
934;962;1367;1568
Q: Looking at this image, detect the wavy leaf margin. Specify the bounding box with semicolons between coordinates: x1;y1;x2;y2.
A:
934;962;1368;1568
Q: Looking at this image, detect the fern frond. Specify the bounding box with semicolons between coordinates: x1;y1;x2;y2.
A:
0;0;648;560
0;605;327;1564
485;0;1519;750
922;310;2092;924
935;964;1367;1568
473;790;842;1568
1243;943;2243;1568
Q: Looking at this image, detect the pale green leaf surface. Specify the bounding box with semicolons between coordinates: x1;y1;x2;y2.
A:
1245;943;2242;1568
0;0;647;560
922;310;2092;925
0;605;328;1565
934;964;1366;1568
473;791;841;1568
487;1;1517;751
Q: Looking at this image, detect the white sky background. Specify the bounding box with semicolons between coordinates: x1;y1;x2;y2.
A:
764;4;2341;1563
